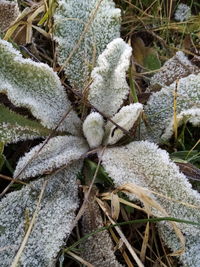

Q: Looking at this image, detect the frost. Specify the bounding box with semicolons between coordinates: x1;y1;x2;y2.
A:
0;164;81;267
14;136;88;180
0;0;19;32
141;74;200;143
174;3;191;22
149;51;199;90
81;190;123;267
53;0;121;90
89;38;132;116
101;141;200;266
104;103;143;145
0;104;51;143
0;39;81;135
83;112;105;148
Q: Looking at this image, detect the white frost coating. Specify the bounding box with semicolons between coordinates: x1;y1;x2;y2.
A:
54;0;121;90
0;39;81;135
101;141;200;266
89;38;132;116
83;112;104;148
14;136;88;180
0;0;19;32
141;74;200;143
0;164;81;267
174;3;191;22
104;103;143;145
149;51;199;89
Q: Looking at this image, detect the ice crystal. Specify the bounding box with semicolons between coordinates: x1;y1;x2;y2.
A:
0;164;80;267
89;38;132;116
83;112;105;148
101;141;200;265
149;51;199;90
81;190;123;267
53;0;121;90
141;74;200;143
174;3;191;22
0;0;19;32
0;39;81;135
14;136;88;180
104;103;143;145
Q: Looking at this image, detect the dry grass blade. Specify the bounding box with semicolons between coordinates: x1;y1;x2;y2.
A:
10;179;48;267
111;192;120;220
140;220;150;262
66;251;94;267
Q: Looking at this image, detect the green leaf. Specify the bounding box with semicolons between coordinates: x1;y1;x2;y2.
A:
143;52;161;71
0;104;52;144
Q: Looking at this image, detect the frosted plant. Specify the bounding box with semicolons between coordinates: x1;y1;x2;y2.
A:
141;74;200;143
174;3;191;22
53;0;121;90
88;38;132;116
0;0;19;32
0;5;200;265
149;51;199;90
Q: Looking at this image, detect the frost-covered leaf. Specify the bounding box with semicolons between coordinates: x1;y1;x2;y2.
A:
0;104;52;143
149;51;199;91
14;136;88;179
0;0;19;32
101;141;200;266
53;0;121;90
89;38;132;116
83;112;104;148
0;164;81;267
81;189;123;267
104;103;143;145
141;74;200;143
0;39;81;135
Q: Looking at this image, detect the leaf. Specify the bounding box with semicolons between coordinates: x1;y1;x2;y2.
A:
53;0;121;90
141;74;200;143
0;163;81;267
88;38;132;116
104;103;143;145
132;37;161;71
14;135;88;180
0;104;52;144
0;39;81;135
0;0;19;32
101;141;200;266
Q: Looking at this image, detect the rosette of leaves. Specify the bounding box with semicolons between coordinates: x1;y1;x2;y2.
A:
53;0;121;90
0;29;200;267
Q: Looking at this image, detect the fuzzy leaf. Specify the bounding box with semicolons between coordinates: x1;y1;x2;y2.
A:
141;74;200;143
14;136;88;180
101;141;200;266
149;51;199;91
89;38;132;116
0;0;19;32
83;112;105;148
0;39;81;135
104;103;143;145
53;0;121;90
0;104;52;143
0;164;81;267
